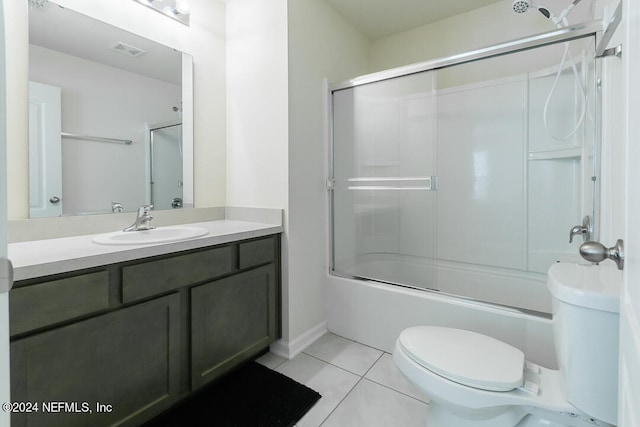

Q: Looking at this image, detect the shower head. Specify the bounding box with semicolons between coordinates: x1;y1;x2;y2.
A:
512;0;531;13
513;0;582;26
28;0;48;8
512;0;553;18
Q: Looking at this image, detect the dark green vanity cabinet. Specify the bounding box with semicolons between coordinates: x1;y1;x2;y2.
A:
191;263;277;388
8;234;281;427
10;294;181;427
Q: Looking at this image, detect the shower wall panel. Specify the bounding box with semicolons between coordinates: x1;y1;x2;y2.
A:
436;77;526;271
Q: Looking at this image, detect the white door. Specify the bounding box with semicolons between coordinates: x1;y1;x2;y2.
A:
0;0;12;424
28;81;62;218
619;0;640;425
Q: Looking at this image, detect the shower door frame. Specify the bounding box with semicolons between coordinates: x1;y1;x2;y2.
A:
328;19;608;314
148;119;183;209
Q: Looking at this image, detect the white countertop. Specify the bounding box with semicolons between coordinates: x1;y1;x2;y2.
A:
9;220;283;281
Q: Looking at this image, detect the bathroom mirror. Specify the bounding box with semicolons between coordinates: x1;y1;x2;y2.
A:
28;2;193;217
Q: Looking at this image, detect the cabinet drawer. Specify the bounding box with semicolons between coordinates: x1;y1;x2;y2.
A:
238;236;276;270
10;271;110;336
122;246;233;303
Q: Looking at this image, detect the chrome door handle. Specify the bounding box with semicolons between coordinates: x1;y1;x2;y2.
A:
579;240;624;270
49;196;61;204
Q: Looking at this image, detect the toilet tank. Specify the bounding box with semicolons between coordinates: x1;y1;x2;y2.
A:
547;263;620;426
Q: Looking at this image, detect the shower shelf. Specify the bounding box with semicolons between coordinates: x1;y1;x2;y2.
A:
527;147;582;161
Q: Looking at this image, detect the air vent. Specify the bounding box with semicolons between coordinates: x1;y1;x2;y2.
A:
110;42;147;58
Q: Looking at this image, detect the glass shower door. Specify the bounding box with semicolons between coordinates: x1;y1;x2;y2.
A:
150;122;183;210
331;71;437;290
330;33;597;313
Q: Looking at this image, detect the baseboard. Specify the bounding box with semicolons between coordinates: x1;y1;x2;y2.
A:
270;321;328;359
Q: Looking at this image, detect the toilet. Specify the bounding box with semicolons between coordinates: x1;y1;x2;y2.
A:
393;263;620;427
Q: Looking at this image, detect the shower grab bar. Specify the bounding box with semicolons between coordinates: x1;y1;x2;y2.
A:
347;176;438;191
61;132;133;145
348;177;433;182
348;186;433;191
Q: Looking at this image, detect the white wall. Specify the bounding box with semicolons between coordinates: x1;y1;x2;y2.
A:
226;0;369;352
225;0;290;341
370;0;596;72
0;0;10;422
286;0;369;345
5;0;227;219
226;0;289;210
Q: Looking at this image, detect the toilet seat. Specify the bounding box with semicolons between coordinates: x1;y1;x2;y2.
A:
398;326;525;391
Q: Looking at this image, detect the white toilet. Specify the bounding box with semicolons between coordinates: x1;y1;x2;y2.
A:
393;263;620;427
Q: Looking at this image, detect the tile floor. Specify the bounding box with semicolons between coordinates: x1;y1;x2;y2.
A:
256;332;429;427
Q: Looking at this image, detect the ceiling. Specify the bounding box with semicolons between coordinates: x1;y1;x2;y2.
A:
324;0;505;40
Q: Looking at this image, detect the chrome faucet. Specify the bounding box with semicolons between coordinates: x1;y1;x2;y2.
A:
124;205;155;232
111;202;124;213
569;215;592;243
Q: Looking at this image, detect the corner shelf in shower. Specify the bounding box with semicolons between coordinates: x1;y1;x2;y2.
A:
527;147;582;161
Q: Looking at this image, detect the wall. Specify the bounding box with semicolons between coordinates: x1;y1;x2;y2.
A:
369;0;596;72
286;0;369;348
0;0;10;423
226;0;369;354
225;0;290;340
5;0;226;219
226;0;289;210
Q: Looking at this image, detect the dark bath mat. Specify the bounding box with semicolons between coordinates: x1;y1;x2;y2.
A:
143;361;321;427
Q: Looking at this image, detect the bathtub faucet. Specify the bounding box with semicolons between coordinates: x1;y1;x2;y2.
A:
569;215;591;243
124;205;155;232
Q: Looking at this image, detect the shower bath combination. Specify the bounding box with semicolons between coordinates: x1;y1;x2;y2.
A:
329;9;603;314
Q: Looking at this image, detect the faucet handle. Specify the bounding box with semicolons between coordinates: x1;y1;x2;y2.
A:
569;215;592;243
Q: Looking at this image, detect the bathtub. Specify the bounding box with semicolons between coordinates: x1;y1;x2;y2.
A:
325;272;558;369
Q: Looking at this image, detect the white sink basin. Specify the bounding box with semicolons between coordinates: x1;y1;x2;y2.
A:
92;226;209;246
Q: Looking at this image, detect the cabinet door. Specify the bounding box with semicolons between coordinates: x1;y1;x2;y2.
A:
10;294;180;427
191;264;276;389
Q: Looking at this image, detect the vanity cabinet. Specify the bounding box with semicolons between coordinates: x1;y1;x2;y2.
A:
8;234;281;427
11;294;180;427
191;264;277;388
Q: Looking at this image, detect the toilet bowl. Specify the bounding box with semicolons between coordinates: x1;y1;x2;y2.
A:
393;263;620;427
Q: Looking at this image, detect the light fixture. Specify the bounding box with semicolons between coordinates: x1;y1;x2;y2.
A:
133;0;190;26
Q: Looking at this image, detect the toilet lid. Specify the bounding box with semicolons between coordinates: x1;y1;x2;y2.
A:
399;326;525;392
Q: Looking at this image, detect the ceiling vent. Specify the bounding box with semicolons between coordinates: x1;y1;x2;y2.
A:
110;42;147;58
